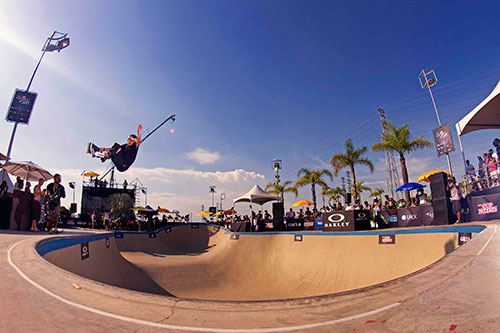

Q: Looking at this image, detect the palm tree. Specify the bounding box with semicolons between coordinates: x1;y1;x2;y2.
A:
351;181;371;199
294;168;333;208
330;138;375;201
372;121;433;202
369;188;385;199
265;181;298;204
323;186;346;208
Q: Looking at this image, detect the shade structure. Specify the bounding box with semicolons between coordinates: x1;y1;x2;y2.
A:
395;182;426;192
292;199;314;207
456;79;500;136
196;211;213;216
417;170;451;183
83;171;100;177
223;209;237;215
232;184;281;206
1;161;52;181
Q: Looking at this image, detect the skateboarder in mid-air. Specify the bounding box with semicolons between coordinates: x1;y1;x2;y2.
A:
87;124;142;172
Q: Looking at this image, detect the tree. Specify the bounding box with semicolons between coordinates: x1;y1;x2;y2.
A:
110;193;134;221
369;188;385;199
330;138;375;201
294;168;333;209
265;181;298;204
351;181;371;200
372;121;433;202
323;186;346;208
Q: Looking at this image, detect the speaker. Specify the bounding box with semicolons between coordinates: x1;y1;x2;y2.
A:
346;193;352;204
70;203;77;214
430;172;449;200
433;198;453;225
273;202;284;231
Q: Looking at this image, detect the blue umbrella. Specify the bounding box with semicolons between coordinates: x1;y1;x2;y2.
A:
395;182;426;192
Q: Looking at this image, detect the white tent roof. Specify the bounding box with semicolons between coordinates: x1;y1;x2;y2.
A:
456;79;500;136
233;184;281;206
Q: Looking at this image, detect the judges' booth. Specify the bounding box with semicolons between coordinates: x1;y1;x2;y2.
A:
322;210;371;232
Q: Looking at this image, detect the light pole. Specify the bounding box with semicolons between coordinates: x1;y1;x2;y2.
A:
272;159;282;185
209;186;216;209
220;193;226;211
418;69;453;175
5;31;70;160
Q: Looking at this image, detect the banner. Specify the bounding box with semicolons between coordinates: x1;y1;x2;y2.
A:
433;123;455;156
6;89;37;124
322;210;371;232
396;207;420;227
419;205;435;225
285;218;304;231
468;193;500;221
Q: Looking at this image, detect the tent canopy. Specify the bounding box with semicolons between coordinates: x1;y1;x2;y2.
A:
456;79;500;136
233;184;281;206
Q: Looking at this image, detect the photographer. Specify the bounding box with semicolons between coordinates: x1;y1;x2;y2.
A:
447;177;462;223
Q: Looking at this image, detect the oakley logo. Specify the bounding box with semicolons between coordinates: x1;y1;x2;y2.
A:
328;214;345;223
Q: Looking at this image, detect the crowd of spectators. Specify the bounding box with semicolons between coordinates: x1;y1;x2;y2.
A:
464;138;500;192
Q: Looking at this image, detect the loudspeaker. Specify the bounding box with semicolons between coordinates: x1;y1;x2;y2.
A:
430;172;449;200
273;202;284;231
346;193;352;204
433;198;453;225
70;203;77;214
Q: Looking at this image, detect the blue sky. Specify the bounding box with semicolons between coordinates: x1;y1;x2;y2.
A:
1;1;500;215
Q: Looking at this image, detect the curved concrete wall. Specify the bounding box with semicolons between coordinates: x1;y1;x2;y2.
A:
39;224;483;301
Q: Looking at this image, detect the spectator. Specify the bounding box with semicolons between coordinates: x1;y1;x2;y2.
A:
14;177;23;191
30;178;44;232
0;180;8;196
416;189;428;205
24;181;31;193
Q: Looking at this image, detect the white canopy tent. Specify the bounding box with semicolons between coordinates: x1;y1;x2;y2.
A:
456;79;500;136
455;79;500;173
233;184;281;206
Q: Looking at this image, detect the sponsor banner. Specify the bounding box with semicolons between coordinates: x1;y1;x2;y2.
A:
314;218;323;230
230;234;240;240
396;207;420;227
468;193;500;221
433;123;455;156
285;218;304;231
294;234;303;242
191;223;200;228
377;210;398;227
81;242;90;260
230;222;247;232
354;210;371;230
458;232;472;246
322;211;355;232
149;233;157;238
6;89;37;124
419;205;435;225
303;219;315;230
379;234;395;244
105;238;110;248
114;233;124;238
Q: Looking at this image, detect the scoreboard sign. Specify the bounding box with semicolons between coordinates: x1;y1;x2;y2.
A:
6;89;38;124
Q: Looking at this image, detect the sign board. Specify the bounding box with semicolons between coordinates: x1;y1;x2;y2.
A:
458;232;472;246
81;242;90;260
285;219;304;231
379;234;396;244
105;238;110;248
322;210;371;232
149;233;157;238
432;123;455;156
191;223;200;228
6;89;37;124
468;193;500;221
114;233;124;238
230;234;240;240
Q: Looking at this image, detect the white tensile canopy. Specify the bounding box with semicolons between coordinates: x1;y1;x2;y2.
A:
233;184;281;206
456;79;500;136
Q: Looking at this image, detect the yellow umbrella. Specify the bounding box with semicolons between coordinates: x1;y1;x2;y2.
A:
417;170;451;183
223;209;237;215
292;199;314;207
83;171;100;177
196;211;213;216
214;211;224;216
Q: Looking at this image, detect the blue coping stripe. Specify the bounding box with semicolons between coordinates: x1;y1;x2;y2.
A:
35;224;485;257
